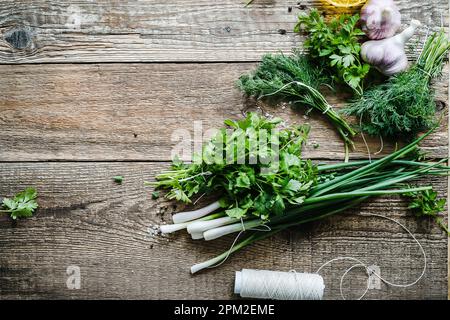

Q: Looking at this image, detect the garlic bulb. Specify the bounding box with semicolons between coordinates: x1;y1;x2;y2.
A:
361;20;421;76
361;0;401;40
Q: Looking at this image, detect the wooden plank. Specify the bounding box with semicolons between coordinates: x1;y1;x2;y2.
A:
0;63;448;162
0;162;447;299
0;0;447;63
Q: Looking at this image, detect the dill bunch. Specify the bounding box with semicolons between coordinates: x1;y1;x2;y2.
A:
343;30;450;140
237;53;356;158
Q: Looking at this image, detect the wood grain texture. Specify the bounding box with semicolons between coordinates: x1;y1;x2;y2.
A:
0;0;447;63
0;62;448;162
0;0;448;301
0;162;447;299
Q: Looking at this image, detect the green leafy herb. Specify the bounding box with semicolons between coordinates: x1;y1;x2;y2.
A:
407;189;449;235
151;191;160;200
1;188;39;220
237;53;356;159
148;112;317;220
113;176;124;184
294;9;370;95
343;29;450;140
188;128;450;272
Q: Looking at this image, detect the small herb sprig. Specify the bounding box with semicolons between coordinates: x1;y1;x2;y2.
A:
294;9;370;95
407;189;449;235
0;188;39;220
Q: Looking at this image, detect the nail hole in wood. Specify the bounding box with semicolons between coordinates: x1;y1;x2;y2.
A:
436;100;447;111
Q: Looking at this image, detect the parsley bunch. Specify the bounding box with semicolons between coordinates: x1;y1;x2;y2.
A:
1;188;39;220
294;9;370;95
151;112;317;220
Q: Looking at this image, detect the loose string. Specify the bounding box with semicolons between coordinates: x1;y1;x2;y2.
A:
374;135;384;155
359;114;372;163
258;81;334;115
258;81;300;99
207;219;272;269
316;213;427;300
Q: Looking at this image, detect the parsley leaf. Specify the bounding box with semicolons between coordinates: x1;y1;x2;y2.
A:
226;207;247;219
1;188;39;220
113;176;124;184
151;191;160;200
406;189;449;235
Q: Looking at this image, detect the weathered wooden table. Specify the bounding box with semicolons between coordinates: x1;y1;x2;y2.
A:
0;1;448;299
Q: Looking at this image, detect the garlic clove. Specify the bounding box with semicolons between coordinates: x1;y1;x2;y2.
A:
382;54;408;76
361;0;402;40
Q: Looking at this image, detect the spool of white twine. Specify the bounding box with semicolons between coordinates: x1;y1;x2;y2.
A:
232;213;427;300
234;269;325;300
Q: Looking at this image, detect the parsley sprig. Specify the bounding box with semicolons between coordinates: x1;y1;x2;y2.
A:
407;189;449;235
0;188;39;220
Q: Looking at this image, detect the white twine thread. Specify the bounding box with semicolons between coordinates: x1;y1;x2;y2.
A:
360;114;372;163
315;213;427;300
207;219;272;270
322;104;332;114
233;213;426;300
258;81;301;99
374;135;384;155
258;81;334;115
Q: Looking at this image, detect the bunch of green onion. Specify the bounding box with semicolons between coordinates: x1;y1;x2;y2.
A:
151;116;448;273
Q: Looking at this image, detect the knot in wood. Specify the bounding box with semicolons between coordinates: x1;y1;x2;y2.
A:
4;27;31;50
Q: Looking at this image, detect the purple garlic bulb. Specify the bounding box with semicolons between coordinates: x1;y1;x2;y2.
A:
360;0;402;40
